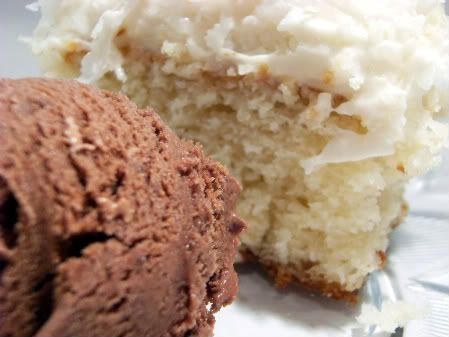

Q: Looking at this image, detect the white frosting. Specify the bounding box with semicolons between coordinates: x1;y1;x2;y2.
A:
30;0;449;172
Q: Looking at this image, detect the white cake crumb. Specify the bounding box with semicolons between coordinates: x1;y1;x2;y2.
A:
356;301;425;333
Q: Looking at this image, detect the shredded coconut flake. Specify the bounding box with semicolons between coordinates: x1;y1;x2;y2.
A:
26;2;39;12
79;4;129;83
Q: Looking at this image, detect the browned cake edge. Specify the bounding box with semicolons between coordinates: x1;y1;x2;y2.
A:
241;202;409;304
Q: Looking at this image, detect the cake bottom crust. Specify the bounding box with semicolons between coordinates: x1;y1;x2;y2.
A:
240;249;359;303
240;202;408;304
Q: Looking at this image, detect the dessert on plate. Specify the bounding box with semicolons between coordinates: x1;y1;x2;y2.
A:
0;78;244;337
29;0;449;300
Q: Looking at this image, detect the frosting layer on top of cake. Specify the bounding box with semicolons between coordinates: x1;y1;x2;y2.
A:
29;0;449;172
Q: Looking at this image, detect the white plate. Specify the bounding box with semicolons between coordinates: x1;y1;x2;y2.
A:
1;2;448;337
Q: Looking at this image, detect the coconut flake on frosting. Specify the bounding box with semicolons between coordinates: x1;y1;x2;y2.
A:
29;0;449;172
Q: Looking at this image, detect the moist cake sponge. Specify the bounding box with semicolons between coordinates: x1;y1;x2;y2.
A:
29;0;449;299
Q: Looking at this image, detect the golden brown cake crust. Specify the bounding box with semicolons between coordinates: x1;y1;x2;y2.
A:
240;201;409;304
240;249;358;303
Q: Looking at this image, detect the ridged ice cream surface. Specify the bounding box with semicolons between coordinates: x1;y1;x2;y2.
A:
30;0;449;173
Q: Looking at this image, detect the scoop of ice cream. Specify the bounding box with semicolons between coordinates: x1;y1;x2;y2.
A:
0;78;245;337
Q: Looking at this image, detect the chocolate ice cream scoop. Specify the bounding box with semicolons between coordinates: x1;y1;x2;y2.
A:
0;78;245;337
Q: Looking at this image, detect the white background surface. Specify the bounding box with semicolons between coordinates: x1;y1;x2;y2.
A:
0;0;39;78
1;2;448;337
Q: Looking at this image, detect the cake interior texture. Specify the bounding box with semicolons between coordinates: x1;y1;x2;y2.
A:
30;0;449;298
